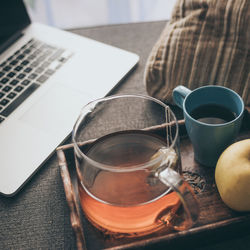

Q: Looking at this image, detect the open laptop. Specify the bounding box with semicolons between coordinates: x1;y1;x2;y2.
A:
0;1;139;196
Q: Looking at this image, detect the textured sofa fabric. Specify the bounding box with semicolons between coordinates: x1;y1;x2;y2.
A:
145;0;250;106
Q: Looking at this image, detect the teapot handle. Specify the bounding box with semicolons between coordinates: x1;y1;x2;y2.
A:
156;167;199;230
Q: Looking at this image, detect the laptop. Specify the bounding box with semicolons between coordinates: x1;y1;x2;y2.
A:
0;1;139;196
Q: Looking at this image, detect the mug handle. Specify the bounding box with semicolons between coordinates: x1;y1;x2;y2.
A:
172;85;191;109
156;167;199;230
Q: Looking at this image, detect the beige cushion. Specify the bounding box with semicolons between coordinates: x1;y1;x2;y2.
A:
144;0;250;106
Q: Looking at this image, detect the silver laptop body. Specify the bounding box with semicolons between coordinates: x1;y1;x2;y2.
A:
0;1;139;196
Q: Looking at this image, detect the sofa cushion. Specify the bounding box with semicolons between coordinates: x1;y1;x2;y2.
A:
144;0;250;106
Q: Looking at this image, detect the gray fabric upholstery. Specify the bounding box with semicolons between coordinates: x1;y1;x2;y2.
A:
1;21;250;250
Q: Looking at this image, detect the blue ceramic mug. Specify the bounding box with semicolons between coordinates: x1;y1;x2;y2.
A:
172;85;244;167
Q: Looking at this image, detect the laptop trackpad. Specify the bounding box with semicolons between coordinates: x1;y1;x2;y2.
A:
19;84;89;135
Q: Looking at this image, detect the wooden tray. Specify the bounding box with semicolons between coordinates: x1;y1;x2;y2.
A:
57;109;250;250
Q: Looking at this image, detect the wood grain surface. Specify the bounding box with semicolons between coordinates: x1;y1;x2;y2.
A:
58;109;250;250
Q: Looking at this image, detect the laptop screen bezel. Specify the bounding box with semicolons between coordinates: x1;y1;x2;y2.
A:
0;0;31;54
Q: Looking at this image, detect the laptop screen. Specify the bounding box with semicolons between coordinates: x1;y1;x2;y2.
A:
0;0;30;53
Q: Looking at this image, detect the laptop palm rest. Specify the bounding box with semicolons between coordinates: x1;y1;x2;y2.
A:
0;83;89;196
19;83;88;135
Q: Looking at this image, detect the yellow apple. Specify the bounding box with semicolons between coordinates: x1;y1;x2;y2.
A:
215;139;250;211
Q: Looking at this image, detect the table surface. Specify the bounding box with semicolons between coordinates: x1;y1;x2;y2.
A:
1;21;250;250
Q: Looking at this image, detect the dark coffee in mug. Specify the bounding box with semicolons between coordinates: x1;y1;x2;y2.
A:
190;104;236;125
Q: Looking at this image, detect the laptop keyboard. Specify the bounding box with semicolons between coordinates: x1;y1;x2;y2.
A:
0;38;73;123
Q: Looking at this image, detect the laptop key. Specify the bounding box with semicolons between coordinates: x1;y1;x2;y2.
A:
17;73;26;79
30;61;40;67
10;79;19;86
7;92;17;99
21;79;31;86
7;72;16;78
30;40;42;48
0;61;6;67
2;86;12;92
0;83;39;117
7;55;14;61
27;38;34;44
32;49;43;57
16;54;25;60
0;78;9;84
14;49;21;56
21;60;30;66
24;49;31;54
21;43;28;50
14;66;23;72
10;60;19;66
14;86;24;92
24;67;33;73
3;66;11;72
41;61;50;68
0;99;9;106
0;117;4;123
37;74;48;83
48;49;64;62
27;54;36;61
35;67;44;74
44;69;55;75
37;55;47;63
28;73;38;80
